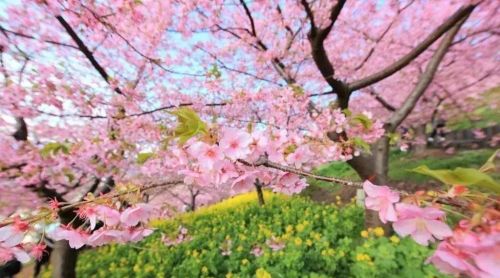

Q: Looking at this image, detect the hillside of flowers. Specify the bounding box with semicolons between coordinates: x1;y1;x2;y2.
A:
41;193;447;278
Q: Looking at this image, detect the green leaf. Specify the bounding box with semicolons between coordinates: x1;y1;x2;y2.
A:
169;107;208;144
411;165;500;194
136;152;154;165
351;114;373;129
40;142;70;158
353;137;371;154
342;108;352;117
290;84;304;97
386;132;400;145
207;64;221;79
479;149;499;173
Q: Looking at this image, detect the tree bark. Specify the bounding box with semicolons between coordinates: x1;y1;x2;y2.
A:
254;181;265;206
348;137;392;232
50;240;78;278
413;124;427;155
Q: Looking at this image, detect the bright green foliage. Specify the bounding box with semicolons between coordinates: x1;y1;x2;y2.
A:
207;64;222;79
447;87;500;131
136;152;154;165
351;113;373;130
39;142;70;157
351;235;445;278
352;137;371;154
412;165;499;194
479;149;499;173
72;196;445;278
170;107;208;144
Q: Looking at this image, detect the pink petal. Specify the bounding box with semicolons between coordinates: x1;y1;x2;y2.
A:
393;219;416;237
362;180;378;196
382;203;398;223
474;249;500;276
425;220;452;240
412;228;433;246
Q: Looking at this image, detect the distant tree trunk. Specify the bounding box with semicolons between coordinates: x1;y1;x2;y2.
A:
254;181;265;206
348;137;392;232
413;124;427;154
50;240;78;278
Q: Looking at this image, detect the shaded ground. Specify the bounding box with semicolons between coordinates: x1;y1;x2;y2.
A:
302;148;497;203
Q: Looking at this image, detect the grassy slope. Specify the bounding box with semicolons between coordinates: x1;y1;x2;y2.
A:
54;193;445;278
302;149;497;200
447;87;500;131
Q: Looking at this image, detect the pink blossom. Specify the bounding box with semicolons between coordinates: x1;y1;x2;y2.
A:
266;237;285;251
219;128;252;160
5;245;30;263
0;218;30;246
187;142;224;170
251;245;263;257
427;242;478;276
120;203;153;227
122;228;154;242
428;229;500;278
0;245;13;264
231;171;258;193
453;230;500;278
363;180;399;223
77;205;98;229
87;229;123;247
286;145;313;168
49;226;88;249
30;244;47;261
393;203;452;246
95;205;121;227
270;172;308;195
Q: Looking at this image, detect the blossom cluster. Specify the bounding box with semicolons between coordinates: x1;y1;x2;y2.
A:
363;181;499;277
0;203;154;263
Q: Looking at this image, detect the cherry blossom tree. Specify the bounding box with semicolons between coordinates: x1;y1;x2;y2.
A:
0;0;498;277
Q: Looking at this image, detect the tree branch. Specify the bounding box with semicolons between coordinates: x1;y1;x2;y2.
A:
386;14;470;132
239;0;257;36
0;25;78;49
301;0;349;108
55;15;124;95
368;89;396;112
349;4;476;91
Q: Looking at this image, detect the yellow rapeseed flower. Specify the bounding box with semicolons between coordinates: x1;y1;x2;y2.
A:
296;224;305;232
256;268;272;278
313;233;322;241
427;191;437;197
294;237;303;246
356;253;371;262
373;227;384;237
361;230;369;238
241;259;249;265
226;273;233;278
306;239;313;246
286;225;293;233
356;253;365;261
201;267;208;274
390;235;400;244
237;246;243;252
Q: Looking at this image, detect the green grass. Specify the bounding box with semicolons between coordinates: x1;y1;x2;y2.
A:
47;196;446;278
306;149;497;188
447;87;500;131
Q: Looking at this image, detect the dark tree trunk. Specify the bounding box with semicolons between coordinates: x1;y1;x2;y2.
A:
50;240;78;278
254;181;265;206
413;124;427;154
348;137;392;232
